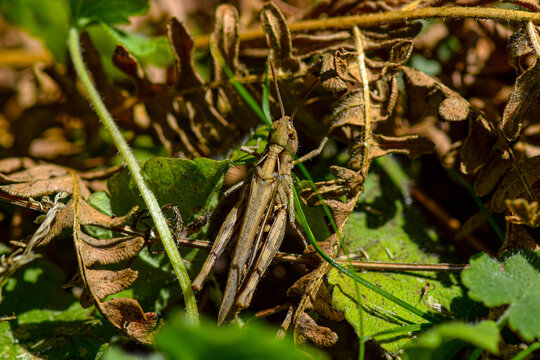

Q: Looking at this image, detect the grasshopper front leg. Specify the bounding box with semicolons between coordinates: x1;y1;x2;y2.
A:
293;137;328;165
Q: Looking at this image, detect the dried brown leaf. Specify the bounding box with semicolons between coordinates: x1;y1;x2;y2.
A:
293;31;351;58
0;164;91;200
0;161;154;342
168;17;236;156
502;59;540;141
500;223;539;254
438;97;471;122
295;312;338;348
460;116;495;174
505;198;540;227
509;24;533;71
260;2;301;73
169;18;206;90
319;53;349;93
401;66;461;100
492;156;540;213
0;158;37;173
473;151;512;196
301;166;364;206
0;164;68;182
78;232;144;267
212;4;240;77
210;5;258;132
85;268;138;301
101;298;158;344
38;196;138;247
366;133;434;160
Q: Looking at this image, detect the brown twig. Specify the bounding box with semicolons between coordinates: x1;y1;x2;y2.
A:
193;6;540;49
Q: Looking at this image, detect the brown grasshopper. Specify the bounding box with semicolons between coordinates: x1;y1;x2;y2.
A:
192;67;327;324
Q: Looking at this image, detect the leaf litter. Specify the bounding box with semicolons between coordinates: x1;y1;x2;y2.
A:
0;0;540;358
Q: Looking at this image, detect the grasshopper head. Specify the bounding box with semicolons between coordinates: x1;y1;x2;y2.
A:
270;116;298;153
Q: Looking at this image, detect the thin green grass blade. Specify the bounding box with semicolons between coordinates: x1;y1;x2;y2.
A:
209;42;271;129
262;59;272;125
365;323;432;341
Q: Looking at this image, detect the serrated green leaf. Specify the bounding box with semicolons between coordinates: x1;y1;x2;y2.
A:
461;251;540;341
0;0;70;61
154;315;328;360
506;292;540;341
327;157;479;354
70;0;149;28
109;157;229;225
461;252;540;307
0;258;113;359
403;321;500;360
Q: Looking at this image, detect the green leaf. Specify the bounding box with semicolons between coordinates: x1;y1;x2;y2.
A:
154;315;328;360
85;190;114;239
130;248;188;314
0;258;113;359
102;346;164;360
70;0;149;28
86;23;173;78
0;0;70;61
403;321;500;360
461;251;540;341
105;26;173;67
109;157;229;224
327;157;480;353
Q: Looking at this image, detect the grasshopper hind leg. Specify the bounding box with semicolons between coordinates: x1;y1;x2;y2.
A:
192;198;244;292
235;208;287;309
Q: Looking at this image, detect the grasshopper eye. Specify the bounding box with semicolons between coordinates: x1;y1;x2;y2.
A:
287;123;297;139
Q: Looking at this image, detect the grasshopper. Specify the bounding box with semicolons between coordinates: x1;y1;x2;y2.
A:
192;67;327;324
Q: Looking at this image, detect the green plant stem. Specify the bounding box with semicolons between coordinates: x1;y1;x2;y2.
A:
67;27;199;326
193;6;540;49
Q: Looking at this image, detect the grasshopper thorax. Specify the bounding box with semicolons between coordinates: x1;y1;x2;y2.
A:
270;116;298;154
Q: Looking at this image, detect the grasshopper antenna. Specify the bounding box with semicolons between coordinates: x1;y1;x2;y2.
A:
290;78;319;121
270;61;286;118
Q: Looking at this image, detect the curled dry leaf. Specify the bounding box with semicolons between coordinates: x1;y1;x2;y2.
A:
502;59;540;142
492;156;540;213
473;151;513;197
0;163;91;199
319;51;356;93
288;270;344;322
508;24;534;71
500;223;539;254
505;199;540;228
295;312;338;348
211;4;258;132
301;166;365;207
260;2;301;74
401;66;498;174
0;159;154;343
329;86;434;172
